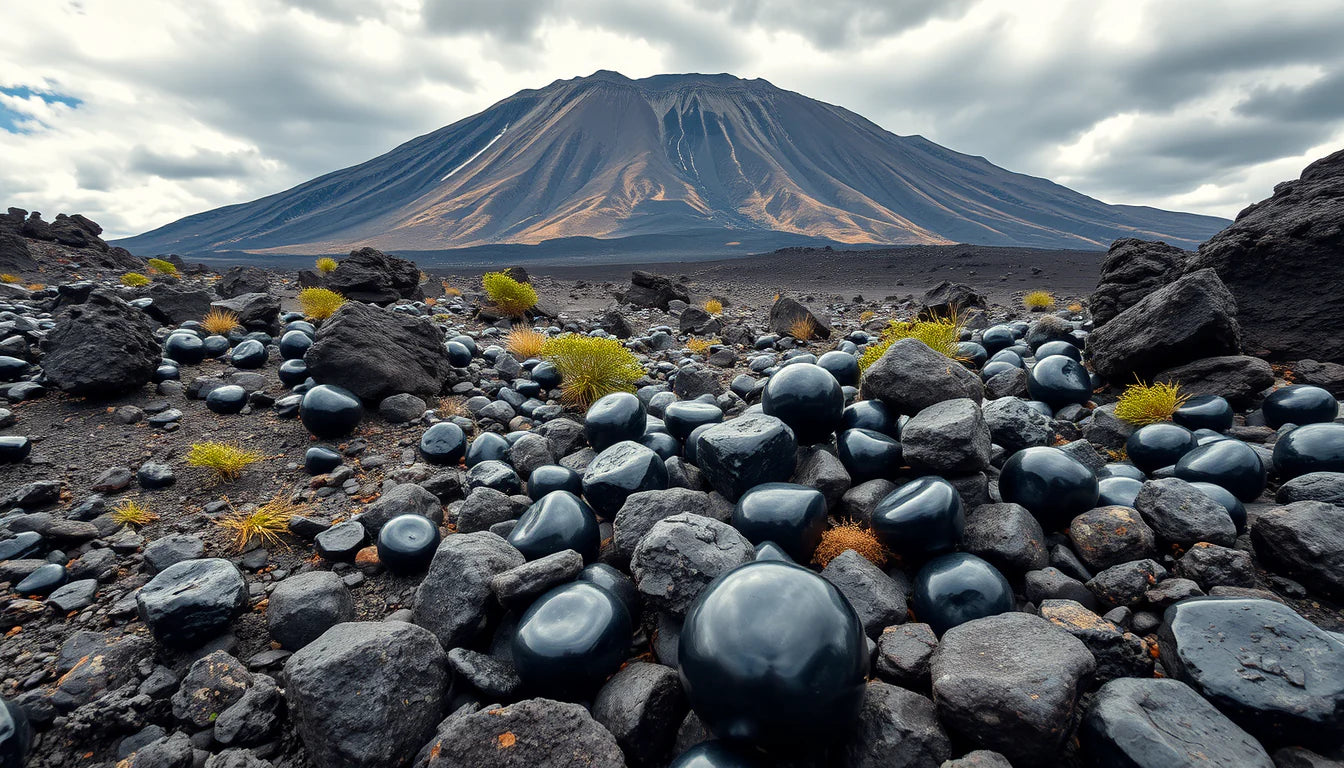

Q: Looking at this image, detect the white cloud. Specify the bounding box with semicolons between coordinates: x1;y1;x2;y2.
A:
0;0;1340;238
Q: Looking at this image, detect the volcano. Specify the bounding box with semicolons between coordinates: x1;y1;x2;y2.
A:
116;71;1228;258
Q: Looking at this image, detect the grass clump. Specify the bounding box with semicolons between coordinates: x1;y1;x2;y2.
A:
298;287;346;320
110;498;158;527
686;337;717;355
541;334;644;409
187;442;265;480
787;316;817;341
859;310;877;324
1023;290;1054;311
812;520;888;568
147;258;179;277
315;256;338;273
0;273;20;284
858;314;963;372
505;326;547;359
121;272;151;287
703;298;723;315
1115;379;1189;426
201;308;240;335
482;271;538;317
217;495;299;551
1067;302;1084;314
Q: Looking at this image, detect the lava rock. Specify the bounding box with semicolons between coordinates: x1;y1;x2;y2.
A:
324;247;421;304
841;682;951;768
314;520;367;561
1090;238;1186;327
963;502;1049;574
1068;506;1157;572
412;531;524;649
1133;478;1236;547
632;513;754;617
358;482;443;534
136;558;247;648
305;301;454;401
417;697;626;767
982;396;1054;452
694;414;797;501
874;622;938;689
624;270;690;310
1039;599;1152;683
592;661;688;768
859;337;982;414
768;295;832;340
1251;501;1344;599
821;549;907;639
268;571;355;651
1276;471;1344;505
901;398;991;473
40;289;159;396
582;441;669;518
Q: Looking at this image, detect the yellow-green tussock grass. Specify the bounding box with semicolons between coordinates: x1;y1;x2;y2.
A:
298;287;346;320
216;495;300;551
858;314;963;372
787;316;817;341
482;271;538;317
200;308;240;336
703;298;723;315
1114;379;1190;426
1023;290;1055;311
121;272;151;287
540;334;644;409
505;326;547;359
686;337;717;355
110;498;158;527
187;442;265;480
147;258;179;277
315;256;338;273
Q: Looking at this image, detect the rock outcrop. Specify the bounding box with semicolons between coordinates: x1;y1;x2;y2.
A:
40;289;159;396
325;247;421;305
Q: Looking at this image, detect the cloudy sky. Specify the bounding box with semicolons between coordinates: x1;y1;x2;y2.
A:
2;0;1342;239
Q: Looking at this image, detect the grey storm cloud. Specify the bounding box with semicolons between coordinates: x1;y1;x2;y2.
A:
126;146;263;180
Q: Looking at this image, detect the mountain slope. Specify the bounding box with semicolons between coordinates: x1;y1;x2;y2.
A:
116;71;1228;256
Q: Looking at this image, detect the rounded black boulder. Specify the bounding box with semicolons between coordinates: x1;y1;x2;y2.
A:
164;332;206;365
586;392;648;453
136;558;247;648
999;446;1098;531
377;514;441;575
420;422;466;465
1034;340;1081;361
663;400;724;442
731;482;827;563
300;384;363;439
507;490;601;563
871;476;965;561
1172;394;1234;432
582;441;669;518
816;350;859;387
1026;354;1092;409
445;340;472;368
981;325;1016;354
531;360;561;389
278;358;309;386
1096;475;1143;508
1263;384;1339;429
304;446;341;475
912;552;1013;635
836;427;903;483
279;329;313;360
840;399;898;437
1173;438;1266;502
578;562;640;620
1125;423;1198;474
695;415;797;501
465;431;510;467
205;384;247;415
761;363;844;444
0;436;31;463
229;338;268;369
678;560;868;749
528;464;583;500
640;430;680;460
1272;422;1344;480
513;582;633;699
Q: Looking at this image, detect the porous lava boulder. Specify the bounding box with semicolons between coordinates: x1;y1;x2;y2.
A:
1086;269;1241;381
211;292;280;332
40;289;159;397
306;301;453;401
1153;355;1275;406
325;247;421;305
860;337;983;414
918;281;986;320
417;698;626;768
0;231;35;273
216;265;273;297
622;270;688;310
143;283;216;324
768;295;833;339
1090;239;1187;327
1185;148;1344;362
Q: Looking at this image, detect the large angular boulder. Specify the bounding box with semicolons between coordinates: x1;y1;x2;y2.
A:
1185;148;1344;362
306;301;454;401
144;283;216;324
0;231;35;273
40;289;159;396
285;621;448;768
136;558;247;648
412;532;523;649
622;270;688;310
211;292;280;332
1086;269;1241;381
1250;501;1344;599
1090;239;1187;327
417;698;625;767
859;337;983;414
325;247;421;305
918;281;986;321
216;266;273;298
1152;355;1274;406
768;295;833;340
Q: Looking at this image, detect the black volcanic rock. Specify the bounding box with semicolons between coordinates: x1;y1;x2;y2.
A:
325;247;421;305
40;289;159;397
144;283;215;324
0;232;35;273
217;266;273;297
305;301;453;401
769;296;833;339
919;281;986;320
1090;238;1186;327
622;270;688;310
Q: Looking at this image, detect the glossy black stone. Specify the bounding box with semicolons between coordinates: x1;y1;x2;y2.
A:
530;361;561;389
304;446;342;475
912;552;1014;636
1125;423;1199;474
761;363;844;445
420;422;467;465
1173;438;1266;502
840;400;898;437
16;562;66;596
205;384;247;415
1172;394;1234;432
981;325;1017;354
513;582;632;699
0;436;31;463
1194;429;1228;445
683;423;714;466
668;742;766;768
639;430;681;460
1272;422;1344;480
836;427;903;483
0;531;42;561
153;364;180;383
0;356;26;382
664;400;725;442
999;446;1099;530
988;348;1025;369
1096;476;1143;508
449;334;476;354
956;341;988;368
1;697;31;768
445;341;472;368
731;482;827;563
228;339;268;369
753;541;795;562
678;561;868;748
582;441;669;518
201;335;230;357
585;392;648;453
507;490;601;563
528;464;583;500
376;513;441;575
1027;354;1093;409
1034;340;1081;361
285;319;316;337
277;358;309;386
1096;463;1146;481
278;330;312;360
299;384;364;439
1263;385;1339;429
465;431;509;467
816;350;859;387
871;476;965;560
1189;481;1248;534
980;360;1020;382
163;332;205;365
577;562;640;620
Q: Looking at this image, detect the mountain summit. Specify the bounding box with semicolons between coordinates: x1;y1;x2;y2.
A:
117;71;1228;257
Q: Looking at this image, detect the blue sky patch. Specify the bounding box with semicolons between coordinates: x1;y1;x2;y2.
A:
0;86;83;133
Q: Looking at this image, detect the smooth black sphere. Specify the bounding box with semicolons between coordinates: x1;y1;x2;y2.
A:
1034;340;1081;361
163;332;205;365
664;401;724;442
1272;422;1344;480
445;341;472;368
871;476;965;560
679;561;868;748
420;422;467;465
278;330;312;360
201;335;230;357
988;349;1025;369
912;552;1014;635
836;428;903;483
999;446;1098;530
1172;394;1234;432
1173;438;1266;502
205;384;247;415
639;430;681;460
840;400;898;437
669;742;766;768
513;582;632;699
507;490;601;562
586;392;648;453
1097;462;1146;481
300;384;364;439
1263;385;1339;429
285;319;317;337
1027;354;1092;409
1096;476;1143;508
531;361;561;389
1125;423;1198;474
278;358;309;386
816;350;859;387
465;431;510;467
153;364;180;383
376;514;441;574
0;436;31;463
304;446;342;475
731;483;827;563
528;464;583;500
0;356;27;382
229;338;268;369
981;325;1016;354
1190;481;1248;534
956;341;988;368
577;562;640;619
761;363;844;445
980;360;1020;382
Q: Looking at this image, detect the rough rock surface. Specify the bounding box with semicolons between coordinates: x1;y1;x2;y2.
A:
40;289;159;396
306;300;454;401
1250;501;1344;599
622;270;689;310
419;698;626;767
768;295;833;339
860;337;983;414
413;532;524;649
1090;238;1186;327
325;247;421;304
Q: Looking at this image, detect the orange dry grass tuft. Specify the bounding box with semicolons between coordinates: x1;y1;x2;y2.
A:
812;520;888;568
787;316;817;341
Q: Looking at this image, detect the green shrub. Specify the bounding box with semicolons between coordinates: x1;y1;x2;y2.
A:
146;258;179;277
858;315;963;372
541;334;644;408
1115;379;1188;425
298;287;346;320
121;272;151;287
482;272;538;317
